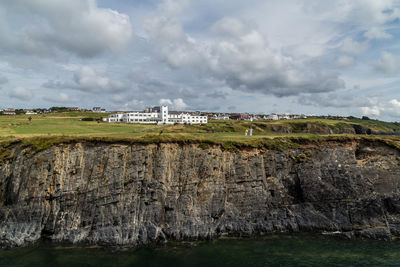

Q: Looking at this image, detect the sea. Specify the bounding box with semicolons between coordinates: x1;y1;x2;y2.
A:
1;234;400;266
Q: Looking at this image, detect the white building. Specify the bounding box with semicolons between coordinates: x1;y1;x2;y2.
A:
213;114;230;120
264;113;307;120
265;114;278;120
108;113;124;122
2;108;16;115
108;106;207;125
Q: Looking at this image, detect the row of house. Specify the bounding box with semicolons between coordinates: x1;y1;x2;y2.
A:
108;106;208;125
209;113;307;121
1;105;306;123
0;106;108;116
264;114;307;120
0;108;17;115
0;108;38;115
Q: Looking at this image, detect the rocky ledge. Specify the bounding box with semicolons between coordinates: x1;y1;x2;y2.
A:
0;139;400;248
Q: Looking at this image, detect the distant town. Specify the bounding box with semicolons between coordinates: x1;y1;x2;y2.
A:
0;106;374;124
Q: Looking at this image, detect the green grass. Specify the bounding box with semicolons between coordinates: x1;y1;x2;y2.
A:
2;112;400;139
345;117;400;132
1;112;400;156
0;113;152;137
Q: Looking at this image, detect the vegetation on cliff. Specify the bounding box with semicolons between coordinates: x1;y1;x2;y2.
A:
1;112;400;161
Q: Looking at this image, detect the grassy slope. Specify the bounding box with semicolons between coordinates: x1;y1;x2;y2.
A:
1;112;400;154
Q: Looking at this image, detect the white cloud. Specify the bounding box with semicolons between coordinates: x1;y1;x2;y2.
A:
144;6;203;69
364;27;392;39
361;98;400;118
43;93;69;103
389;99;400;108
159;0;189;17
1;0;132;57
335;55;354;67
146;7;345;97
159;98;188;110
352;0;400;25
374;51;397;74
159;98;173;105
303;0;400;26
120;99;145;111
9;86;33;101
211;17;250;38
361;106;382;117
111;94;126;104
71;67;124;92
339;38;368;54
1;0;400;117
172;98;188;110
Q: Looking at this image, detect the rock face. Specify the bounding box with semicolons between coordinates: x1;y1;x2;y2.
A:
1;140;400;247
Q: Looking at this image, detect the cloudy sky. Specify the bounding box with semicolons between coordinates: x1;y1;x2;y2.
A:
0;0;400;120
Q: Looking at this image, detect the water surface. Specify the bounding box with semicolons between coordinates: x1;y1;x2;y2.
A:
1;234;400;266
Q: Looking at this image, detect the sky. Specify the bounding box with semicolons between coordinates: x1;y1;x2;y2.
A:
0;0;399;120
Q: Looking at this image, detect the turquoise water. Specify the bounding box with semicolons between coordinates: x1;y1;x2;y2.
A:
1;234;400;266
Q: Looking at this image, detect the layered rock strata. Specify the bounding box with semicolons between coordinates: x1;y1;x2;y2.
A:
0;140;400;247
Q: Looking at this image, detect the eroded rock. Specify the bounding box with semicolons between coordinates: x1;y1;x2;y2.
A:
0;140;399;247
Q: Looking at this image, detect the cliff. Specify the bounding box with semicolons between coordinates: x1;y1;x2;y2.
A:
1;139;400;248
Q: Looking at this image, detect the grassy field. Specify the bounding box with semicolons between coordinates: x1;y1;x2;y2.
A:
1;112;400;152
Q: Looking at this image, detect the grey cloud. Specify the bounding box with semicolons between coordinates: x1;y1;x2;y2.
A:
206;87;233;99
43;66;127;93
113;99;145;111
176;87;198;98
374;51;398;74
42;93;69;103
298;93;373;108
0;0;132;58
0;74;8;85
129;69;199;99
43;80;64;89
335;56;354;67
9;86;33;101
111;95;126;104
